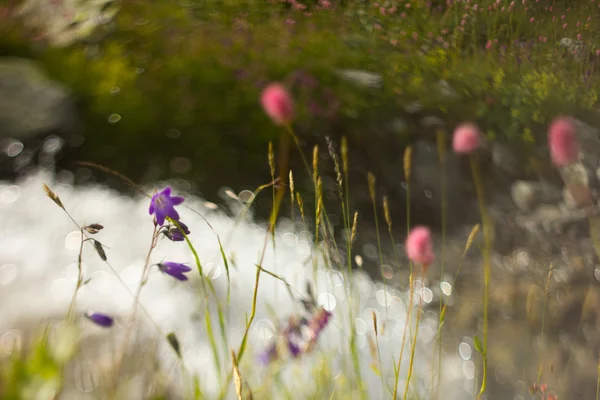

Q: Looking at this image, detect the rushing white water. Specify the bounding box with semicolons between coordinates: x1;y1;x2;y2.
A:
0;170;468;399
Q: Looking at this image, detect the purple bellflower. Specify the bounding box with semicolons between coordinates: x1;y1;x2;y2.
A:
149;187;185;226
84;312;114;328
157;262;192;281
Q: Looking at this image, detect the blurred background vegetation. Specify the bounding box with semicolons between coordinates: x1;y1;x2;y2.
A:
3;0;600;197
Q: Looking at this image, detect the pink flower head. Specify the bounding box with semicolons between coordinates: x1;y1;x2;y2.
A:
548;117;578;166
261;83;294;125
406;226;434;265
453;122;481;153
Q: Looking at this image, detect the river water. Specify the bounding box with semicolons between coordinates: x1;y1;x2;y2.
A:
0;169;476;399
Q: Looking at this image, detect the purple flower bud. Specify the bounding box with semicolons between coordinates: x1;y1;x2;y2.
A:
85;312;114;328
163;220;190;242
149;187;185;226
157;262;192;281
164;229;184;241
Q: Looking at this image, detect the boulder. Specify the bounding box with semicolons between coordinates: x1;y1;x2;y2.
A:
511;180;562;212
0;57;75;141
335;69;383;90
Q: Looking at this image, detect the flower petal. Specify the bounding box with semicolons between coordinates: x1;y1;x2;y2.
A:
172;272;188;281
149;193;158;215
155;207;167;226
161;187;172;197
166;207;180;222
171;196;185;206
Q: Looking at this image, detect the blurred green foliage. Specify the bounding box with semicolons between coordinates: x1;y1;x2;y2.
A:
2;0;600;191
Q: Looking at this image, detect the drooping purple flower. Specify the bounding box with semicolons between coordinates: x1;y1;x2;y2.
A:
163;221;190;242
311;308;332;334
84;312;114;328
149;187;185;226
282;315;307;358
306;307;332;346
287;338;301;358
157;262;192;281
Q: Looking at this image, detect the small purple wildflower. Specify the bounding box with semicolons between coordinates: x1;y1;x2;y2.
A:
84;312;114;328
310;308;332;336
260;287;333;364
287;339;301;358
163;220;190;242
157;261;192;281
149;187;185;226
282;316;306;358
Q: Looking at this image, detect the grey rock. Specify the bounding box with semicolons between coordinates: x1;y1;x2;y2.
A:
515;204;584;236
511;181;535;212
558;119;600;207
511;180;562;212
420;115;444;129
390;118;407;133
336;69;383;89
404;101;422;114
0;58;75;141
437;80;459;99
16;0;118;47
562;187;578;210
491;143;519;178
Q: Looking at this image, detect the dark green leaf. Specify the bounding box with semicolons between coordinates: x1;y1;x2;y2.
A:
166;332;181;358
473;335;483;354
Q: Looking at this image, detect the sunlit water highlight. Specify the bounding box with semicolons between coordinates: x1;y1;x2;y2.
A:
0;170;468;399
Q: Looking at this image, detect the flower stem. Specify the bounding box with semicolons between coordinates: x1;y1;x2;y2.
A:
284;125;363;394
470;156;492;400
392;157;413;400
403;266;427;400
66;228;85;322
112;224;159;392
596;352;600;400
436;129;448;398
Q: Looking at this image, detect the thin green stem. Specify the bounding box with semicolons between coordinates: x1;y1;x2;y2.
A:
436;132;448;398
470;156;492;400
66;228;85;322
111;224;160;396
236;261;262;361
236;175;285;364
403;267;427;400
597;353;600;400
371;185;388;321
375;331;385;397
222;130;291;399
284;125;363;394
392;175;413;400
